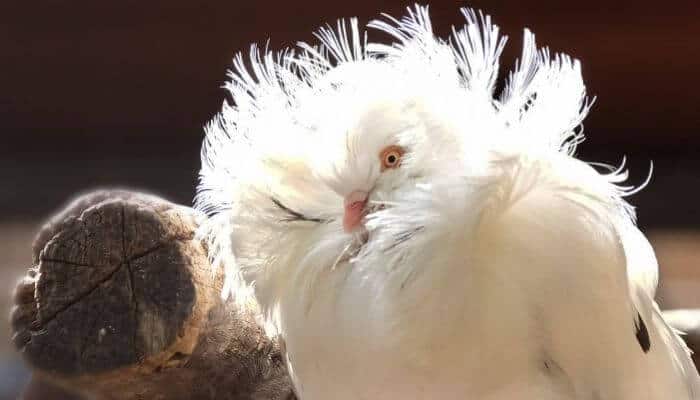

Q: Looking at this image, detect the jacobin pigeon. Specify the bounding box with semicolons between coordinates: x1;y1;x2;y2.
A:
195;5;700;399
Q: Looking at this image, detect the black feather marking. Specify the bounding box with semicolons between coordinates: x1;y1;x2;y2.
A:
384;226;424;252
635;310;651;353
541;355;576;396
542;356;564;375
270;197;327;224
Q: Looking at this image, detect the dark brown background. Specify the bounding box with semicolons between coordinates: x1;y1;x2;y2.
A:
0;0;699;227
0;1;698;398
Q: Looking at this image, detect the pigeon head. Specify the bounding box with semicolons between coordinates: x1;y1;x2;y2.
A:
311;96;465;234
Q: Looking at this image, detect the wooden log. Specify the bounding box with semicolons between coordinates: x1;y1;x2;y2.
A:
10;190;296;400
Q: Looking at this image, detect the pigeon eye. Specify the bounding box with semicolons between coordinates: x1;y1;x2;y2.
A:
380;146;404;171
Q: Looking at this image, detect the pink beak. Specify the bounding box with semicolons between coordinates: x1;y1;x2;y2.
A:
343;190;369;233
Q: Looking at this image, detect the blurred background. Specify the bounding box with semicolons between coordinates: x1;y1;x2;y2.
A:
0;0;698;398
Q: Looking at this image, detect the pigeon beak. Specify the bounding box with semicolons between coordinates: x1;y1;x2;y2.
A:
343;190;369;233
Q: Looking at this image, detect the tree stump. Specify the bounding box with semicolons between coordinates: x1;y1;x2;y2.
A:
10;190;296;399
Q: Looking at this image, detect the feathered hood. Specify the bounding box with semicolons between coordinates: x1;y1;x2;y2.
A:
194;4;637;325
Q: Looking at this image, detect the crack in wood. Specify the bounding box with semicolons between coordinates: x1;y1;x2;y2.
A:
34;261;125;330
126;234;195;264
122;205;140;360
38;258;96;268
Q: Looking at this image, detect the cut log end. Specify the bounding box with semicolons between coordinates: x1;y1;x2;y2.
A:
20;191;207;375
11;190;296;400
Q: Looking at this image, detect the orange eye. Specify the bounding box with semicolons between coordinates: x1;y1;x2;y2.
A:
379;145;405;171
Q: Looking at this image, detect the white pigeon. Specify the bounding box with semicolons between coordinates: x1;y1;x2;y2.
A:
195;5;700;399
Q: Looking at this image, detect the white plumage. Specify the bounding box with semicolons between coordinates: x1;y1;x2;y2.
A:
195;5;700;399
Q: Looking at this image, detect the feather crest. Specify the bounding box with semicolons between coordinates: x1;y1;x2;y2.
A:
451;8;508;96
197;3;644;314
